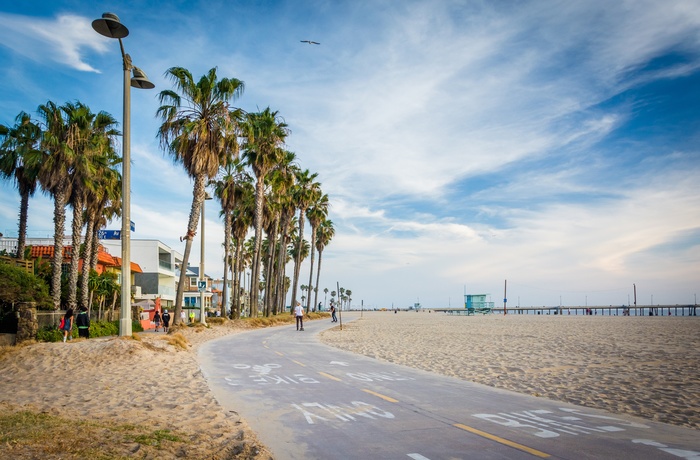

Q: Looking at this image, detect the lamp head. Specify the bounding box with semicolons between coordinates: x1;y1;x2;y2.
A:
92;12;129;39
131;67;155;90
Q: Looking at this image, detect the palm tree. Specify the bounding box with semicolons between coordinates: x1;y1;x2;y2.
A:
313;219;335;312
306;193;328;311
212;158;247;317
0;111;42;260
241;108;289;318
290;169;320;312
157;67;244;325
37;100;75;309
62;102;120;310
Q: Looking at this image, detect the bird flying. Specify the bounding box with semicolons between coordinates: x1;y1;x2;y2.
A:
300;40;320;45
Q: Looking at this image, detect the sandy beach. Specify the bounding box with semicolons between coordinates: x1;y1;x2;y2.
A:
319;312;700;430
0;322;273;459
1;312;697;459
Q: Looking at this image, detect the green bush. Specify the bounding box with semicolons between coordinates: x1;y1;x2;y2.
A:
0;261;52;309
36;320;144;342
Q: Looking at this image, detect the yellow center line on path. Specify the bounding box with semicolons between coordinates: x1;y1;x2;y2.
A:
362;389;399;403
453;423;550;458
274;351;284;357
291;360;306;367
318;372;342;382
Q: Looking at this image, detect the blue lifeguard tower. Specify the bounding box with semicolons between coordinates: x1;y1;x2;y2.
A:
465;294;494;315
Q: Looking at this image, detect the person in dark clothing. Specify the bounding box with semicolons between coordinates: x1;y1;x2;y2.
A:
162;309;171;333
153;310;162;332
75;306;90;338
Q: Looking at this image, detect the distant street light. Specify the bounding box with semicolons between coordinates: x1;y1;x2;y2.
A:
92;12;154;336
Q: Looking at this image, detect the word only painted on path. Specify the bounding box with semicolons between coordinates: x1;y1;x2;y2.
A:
473;407;649;438
345;371;416;382
223;363;320;386
292;400;395;425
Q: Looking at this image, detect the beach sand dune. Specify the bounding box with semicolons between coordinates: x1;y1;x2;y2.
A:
319;313;700;430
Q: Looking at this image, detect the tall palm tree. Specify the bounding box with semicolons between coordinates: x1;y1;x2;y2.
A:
290;169;320;312
212;159;247;317
63;102;120;310
0;111;42;260
306;193;328;311
157;67;244;324
313;218;335;312
230;179;254;318
37;100;75;309
241;108;288;318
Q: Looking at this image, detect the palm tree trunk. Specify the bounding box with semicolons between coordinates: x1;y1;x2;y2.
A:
67;195;84;310
16;190;30;260
51;182;68;310
306;226;317;312
174;174;205;325
80;214;95;309
250;177;265;318
313;249;324;314
290;208;306;312
222;212;232;318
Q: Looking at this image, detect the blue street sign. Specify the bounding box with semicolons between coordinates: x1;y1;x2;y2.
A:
98;230;121;240
198;281;207;292
130;220;135;232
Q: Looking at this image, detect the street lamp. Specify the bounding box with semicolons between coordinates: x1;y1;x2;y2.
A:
92;12;154;336
200;192;212;325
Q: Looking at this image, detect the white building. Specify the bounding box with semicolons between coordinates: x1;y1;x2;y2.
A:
101;239;183;310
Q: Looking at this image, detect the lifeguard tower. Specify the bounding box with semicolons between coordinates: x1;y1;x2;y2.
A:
465;294;494;315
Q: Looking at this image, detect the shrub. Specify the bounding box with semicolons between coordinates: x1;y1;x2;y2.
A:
0;261;52;309
36;320;144;342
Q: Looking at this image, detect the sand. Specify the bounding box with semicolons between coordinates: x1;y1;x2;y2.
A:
319;312;700;430
1;313;696;459
0;323;272;460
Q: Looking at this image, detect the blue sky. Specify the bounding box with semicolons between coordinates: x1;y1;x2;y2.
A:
1;1;699;309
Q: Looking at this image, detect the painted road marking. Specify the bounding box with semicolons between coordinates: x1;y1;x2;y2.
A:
454;423;550;458
291;359;306;367
275;351;284;356
319;371;342;382
362;389;399;403
330;361;349;366
292;401;395;424
632;439;700;459
474;408;648;438
407;454;430;460
347;371;415;382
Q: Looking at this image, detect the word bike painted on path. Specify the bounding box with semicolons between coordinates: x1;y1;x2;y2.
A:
223;363;320;386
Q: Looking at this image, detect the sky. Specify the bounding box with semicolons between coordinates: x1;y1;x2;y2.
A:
0;0;699;310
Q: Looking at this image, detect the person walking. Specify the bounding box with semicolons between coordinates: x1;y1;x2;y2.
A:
330;303;337;323
162;309;171;333
61;308;74;342
153;310;162;332
294;302;304;331
75;306;90;339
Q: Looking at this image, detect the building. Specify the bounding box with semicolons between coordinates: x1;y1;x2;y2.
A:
100;239;182;310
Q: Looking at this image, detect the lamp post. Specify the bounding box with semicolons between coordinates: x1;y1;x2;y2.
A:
92;13;154;336
200;192;212;325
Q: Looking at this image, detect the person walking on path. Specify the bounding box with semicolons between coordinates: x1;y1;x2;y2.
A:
153;310;162;332
181;310;187;324
330;303;337;323
61;308;74;342
294;302;304;331
76;306;90;339
162;309;171;333
189;311;195;324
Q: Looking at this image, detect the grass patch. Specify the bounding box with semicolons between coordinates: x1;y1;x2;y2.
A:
0;408;189;459
162;332;189;350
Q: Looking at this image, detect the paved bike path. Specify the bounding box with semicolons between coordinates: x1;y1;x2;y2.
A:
198;316;700;459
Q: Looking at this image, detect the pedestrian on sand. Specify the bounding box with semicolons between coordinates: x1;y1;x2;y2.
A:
62;308;74;342
153;310;161;332
181;310;187;324
330;303;337;323
76;306;90;338
295;302;304;331
162;309;171;332
190;311;195;324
